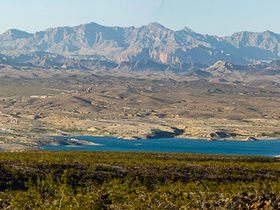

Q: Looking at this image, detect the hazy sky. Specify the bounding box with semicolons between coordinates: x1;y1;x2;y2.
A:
1;0;279;36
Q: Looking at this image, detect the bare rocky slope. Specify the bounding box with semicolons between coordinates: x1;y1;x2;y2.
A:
1;22;280;65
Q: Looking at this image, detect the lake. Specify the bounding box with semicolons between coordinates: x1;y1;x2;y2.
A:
44;136;280;156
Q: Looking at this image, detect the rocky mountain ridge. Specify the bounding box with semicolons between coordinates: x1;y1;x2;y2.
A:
1;50;280;84
1;22;280;65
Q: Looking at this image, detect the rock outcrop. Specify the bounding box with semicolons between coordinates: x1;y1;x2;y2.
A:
246;137;257;141
208;131;237;140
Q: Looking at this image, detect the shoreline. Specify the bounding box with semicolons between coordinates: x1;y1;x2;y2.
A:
0;133;279;152
6;136;280;157
46;133;280;141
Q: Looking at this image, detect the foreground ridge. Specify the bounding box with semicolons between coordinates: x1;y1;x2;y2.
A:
0;150;280;209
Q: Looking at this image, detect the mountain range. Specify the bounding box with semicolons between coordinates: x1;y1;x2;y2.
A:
1;22;280;65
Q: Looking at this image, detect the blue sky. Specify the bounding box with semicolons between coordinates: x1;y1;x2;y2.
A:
1;0;279;36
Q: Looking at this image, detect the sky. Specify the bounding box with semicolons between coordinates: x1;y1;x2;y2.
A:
0;0;280;36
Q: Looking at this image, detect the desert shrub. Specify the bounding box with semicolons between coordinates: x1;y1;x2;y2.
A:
0;151;280;209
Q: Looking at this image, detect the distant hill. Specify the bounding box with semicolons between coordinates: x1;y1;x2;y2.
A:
1;22;280;65
206;61;248;72
1;49;280;84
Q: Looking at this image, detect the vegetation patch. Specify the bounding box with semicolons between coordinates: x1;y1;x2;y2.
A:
0;151;279;209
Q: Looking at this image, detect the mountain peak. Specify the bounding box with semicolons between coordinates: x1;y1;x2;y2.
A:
145;22;166;30
83;22;102;27
181;26;195;33
231;30;278;37
147;22;164;27
231;31;252;37
75;22;104;30
1;29;32;40
261;30;277;36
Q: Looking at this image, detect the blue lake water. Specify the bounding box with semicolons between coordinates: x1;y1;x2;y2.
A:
43;136;280;157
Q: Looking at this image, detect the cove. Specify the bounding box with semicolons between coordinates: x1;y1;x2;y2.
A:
44;136;280;157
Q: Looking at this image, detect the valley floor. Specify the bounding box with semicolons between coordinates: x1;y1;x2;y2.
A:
1;73;280;150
